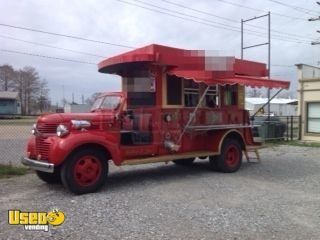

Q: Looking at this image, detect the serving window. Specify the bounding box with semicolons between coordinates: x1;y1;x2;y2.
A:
123;69;156;108
205;85;219;108
224;84;238;106
184;79;199;107
166;75;182;105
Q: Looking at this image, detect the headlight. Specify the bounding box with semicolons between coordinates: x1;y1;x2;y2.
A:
56;124;69;137
31;123;37;135
71;120;91;129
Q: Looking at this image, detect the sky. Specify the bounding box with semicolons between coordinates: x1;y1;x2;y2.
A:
0;0;319;106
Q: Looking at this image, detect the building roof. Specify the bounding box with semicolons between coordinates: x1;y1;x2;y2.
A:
295;63;320;70
0;91;19;100
98;44;290;89
246;97;298;105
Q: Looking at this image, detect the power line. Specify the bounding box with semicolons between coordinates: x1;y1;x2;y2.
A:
0;47;301;68
119;0;312;44
215;0;308;20
269;0;320;16
0;49;96;65
161;0;236;23
129;0;314;43
272;64;295;68
0;35;105;58
133;0;242;30
0;23;135;49
308;2;320;45
117;0;242;32
0;8;315;52
160;0;316;41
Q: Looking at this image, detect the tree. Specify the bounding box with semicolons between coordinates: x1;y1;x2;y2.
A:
85;92;103;106
0;64;50;114
0;64;15;91
38;79;51;112
14;67;39;114
246;87;262;97
13;66;50;114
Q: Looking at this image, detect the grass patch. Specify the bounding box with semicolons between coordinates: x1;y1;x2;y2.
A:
0;164;29;179
275;140;320;148
0;118;37;126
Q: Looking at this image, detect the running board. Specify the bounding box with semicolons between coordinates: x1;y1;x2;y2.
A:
121;151;218;166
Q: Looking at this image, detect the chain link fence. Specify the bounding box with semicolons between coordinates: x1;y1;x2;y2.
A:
0;115;37;166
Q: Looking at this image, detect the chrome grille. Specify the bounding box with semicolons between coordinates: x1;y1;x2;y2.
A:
37;123;58;134
36;137;50;160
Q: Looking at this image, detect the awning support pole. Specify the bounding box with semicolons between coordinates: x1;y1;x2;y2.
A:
177;85;210;143
252;88;283;118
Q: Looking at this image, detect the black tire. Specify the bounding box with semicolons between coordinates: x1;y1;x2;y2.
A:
173;158;195;166
209;156;219;171
214;139;242;173
36;170;61;184
61;149;108;194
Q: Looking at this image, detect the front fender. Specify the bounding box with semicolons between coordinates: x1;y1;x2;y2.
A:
47;131;121;166
26;136;36;158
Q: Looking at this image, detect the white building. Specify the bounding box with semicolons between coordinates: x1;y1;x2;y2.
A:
245;97;298;116
296;64;320;142
64;103;91;113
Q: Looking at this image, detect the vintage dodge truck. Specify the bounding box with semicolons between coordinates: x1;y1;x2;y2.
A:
22;44;290;194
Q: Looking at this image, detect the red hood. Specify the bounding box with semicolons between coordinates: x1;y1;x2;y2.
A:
37;112;115;124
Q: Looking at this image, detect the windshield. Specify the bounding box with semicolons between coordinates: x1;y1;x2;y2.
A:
91;95;121;111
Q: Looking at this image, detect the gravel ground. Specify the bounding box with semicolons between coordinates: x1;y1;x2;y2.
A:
0;145;320;240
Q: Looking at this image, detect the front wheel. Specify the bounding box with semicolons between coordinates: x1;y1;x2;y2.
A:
214;139;242;173
61;149;108;194
36;170;61;184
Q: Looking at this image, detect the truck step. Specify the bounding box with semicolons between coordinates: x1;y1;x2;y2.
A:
243;146;261;163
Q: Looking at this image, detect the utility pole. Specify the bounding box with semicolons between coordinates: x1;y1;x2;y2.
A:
309;2;320;45
241;12;271;120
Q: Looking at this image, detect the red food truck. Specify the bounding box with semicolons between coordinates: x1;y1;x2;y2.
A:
22;44;290;194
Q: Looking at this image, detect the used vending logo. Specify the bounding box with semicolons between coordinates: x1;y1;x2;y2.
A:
8;209;65;232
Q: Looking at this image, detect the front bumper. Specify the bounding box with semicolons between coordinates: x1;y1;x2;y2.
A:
21;157;55;173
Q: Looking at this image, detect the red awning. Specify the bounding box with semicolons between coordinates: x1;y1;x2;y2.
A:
169;70;290;89
98;44;290;89
217;76;290;89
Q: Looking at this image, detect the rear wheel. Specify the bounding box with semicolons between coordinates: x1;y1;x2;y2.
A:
214;139;242;173
209;156;218;171
61;149;108;194
173;158;195;166
36;170;61;184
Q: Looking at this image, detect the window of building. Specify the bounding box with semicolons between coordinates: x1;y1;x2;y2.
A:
307;102;320;133
166;75;182;105
0;100;10;106
184;79;199;107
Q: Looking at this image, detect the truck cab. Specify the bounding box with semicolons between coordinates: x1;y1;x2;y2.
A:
22;44;290;194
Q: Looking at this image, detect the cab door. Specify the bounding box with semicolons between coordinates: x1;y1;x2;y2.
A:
120;108;158;159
